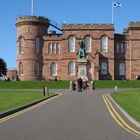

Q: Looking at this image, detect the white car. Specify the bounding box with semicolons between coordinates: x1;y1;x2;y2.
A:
0;73;5;81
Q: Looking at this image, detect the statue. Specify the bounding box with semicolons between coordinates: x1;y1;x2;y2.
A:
77;41;86;60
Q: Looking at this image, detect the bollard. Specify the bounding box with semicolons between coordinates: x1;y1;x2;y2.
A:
91;81;95;90
43;86;49;96
45;87;49;96
114;86;118;93
69;81;73;90
90;81;93;90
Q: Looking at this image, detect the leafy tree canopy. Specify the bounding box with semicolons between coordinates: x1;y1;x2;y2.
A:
0;58;7;76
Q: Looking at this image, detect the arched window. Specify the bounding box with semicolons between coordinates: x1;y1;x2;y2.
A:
101;61;107;75
84;36;91;52
101;36;108;52
19;37;24;54
35;62;40;75
119;63;125;76
68;61;75;75
19;62;23;75
48;43;52;54
35;37;40;53
68;35;75;52
50;62;57;76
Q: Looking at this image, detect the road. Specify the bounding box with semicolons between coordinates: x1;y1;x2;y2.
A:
0;89;140;140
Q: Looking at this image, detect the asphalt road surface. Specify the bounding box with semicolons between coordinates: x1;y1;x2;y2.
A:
0;89;140;140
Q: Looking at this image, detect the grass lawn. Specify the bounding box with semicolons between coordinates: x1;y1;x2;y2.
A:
0;81;69;89
94;80;140;88
0;80;140;89
111;90;140;122
0;90;55;114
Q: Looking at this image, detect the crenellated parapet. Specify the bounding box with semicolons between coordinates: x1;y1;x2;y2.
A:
128;22;140;29
16;16;50;27
62;24;114;30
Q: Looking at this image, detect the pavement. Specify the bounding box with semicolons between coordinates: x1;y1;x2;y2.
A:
0;89;140;140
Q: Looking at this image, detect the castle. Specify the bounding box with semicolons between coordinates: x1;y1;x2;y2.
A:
16;16;140;81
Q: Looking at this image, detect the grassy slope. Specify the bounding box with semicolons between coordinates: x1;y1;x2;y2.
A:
111;90;140;122
0;90;54;113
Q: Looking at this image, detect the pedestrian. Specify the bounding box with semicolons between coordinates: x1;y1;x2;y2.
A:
83;81;89;90
72;81;76;90
77;77;83;92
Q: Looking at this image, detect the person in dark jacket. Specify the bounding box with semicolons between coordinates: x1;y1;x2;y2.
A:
77;77;83;92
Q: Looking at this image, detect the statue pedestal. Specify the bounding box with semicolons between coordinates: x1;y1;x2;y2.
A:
77;59;88;81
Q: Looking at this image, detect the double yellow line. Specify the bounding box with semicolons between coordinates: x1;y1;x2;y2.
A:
103;94;140;138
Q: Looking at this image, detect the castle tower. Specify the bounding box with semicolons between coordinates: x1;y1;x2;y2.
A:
16;16;49;80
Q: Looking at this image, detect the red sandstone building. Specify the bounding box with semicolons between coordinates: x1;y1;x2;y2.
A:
16;16;140;81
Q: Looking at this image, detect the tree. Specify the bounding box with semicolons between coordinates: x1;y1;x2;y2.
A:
0;58;7;76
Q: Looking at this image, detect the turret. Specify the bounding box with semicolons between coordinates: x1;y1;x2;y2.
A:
16;16;50;80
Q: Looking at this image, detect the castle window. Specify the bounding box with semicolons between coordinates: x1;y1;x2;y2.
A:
116;42;127;54
56;43;60;54
120;43;124;53
19;62;23;75
52;43;56;54
101;61;107;75
35;37;40;53
84;36;91;52
101;36;108;52
48;43;60;54
119;63;125;76
68;61;75;75
27;27;30;33
50;62;57;76
116;43;120;53
35;62;40;75
68;35;75;52
19;37;24;54
48;43;52;54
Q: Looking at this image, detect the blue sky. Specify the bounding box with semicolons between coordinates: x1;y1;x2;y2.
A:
0;0;140;69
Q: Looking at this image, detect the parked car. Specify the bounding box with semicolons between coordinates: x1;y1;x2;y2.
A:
0;73;5;81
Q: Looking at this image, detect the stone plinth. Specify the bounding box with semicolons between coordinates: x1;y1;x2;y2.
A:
77;59;88;81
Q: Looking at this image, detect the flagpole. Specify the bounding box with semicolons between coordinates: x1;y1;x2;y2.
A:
31;0;34;16
112;2;114;24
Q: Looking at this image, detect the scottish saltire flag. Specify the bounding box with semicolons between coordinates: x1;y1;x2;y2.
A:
113;2;124;8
